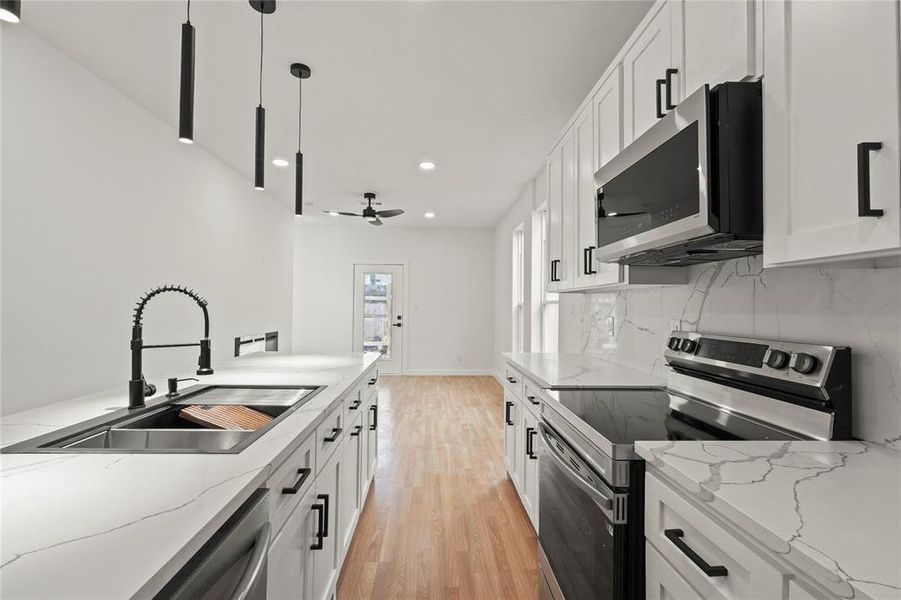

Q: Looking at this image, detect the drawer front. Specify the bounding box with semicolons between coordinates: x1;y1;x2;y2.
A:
345;383;364;415
647;543;705;600
364;368;379;401
267;432;316;538
645;471;784;600
504;364;524;398
316;402;346;474
522;378;546;416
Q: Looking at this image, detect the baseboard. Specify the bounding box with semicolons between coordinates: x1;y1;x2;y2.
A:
401;369;496;376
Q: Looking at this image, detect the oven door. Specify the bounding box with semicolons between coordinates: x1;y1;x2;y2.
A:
537;421;627;600
593;83;713;264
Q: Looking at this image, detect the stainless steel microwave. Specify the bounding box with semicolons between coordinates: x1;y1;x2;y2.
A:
593;81;762;267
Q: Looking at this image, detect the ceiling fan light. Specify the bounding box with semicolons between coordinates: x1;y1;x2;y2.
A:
0;0;21;23
328;211;339;216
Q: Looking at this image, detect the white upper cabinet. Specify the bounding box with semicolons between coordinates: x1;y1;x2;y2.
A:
763;0;901;266
547;128;576;291
623;1;679;144
573;69;624;289
677;0;755;99
546;144;564;291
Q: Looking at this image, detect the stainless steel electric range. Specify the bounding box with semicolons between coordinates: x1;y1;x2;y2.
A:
537;331;852;600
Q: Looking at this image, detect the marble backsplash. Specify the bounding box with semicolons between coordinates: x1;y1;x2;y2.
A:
558;256;901;447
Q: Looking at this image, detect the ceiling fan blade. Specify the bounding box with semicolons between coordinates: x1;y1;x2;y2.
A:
375;209;404;218
323;211;362;217
370;217;384;226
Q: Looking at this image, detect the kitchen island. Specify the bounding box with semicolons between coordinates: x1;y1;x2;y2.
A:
0;352;380;599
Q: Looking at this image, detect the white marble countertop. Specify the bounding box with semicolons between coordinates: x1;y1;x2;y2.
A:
503;352;664;389
0;352;380;600
636;440;901;599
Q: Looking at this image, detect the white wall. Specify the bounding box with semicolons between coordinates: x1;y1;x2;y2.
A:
293;225;493;374
0;28;294;415
492;176;541;377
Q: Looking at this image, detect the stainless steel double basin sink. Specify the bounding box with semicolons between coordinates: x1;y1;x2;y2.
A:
1;385;325;454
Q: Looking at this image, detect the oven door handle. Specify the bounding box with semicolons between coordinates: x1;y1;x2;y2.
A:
537;422;615;513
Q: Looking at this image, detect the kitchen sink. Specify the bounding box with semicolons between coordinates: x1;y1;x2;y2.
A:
1;385;324;454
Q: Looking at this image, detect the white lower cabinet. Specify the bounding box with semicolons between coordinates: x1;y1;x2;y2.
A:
503;390;523;488
365;398;378;483
311;446;340;600
337;411;363;564
520;406;539;529
646;543;705;600
503;367;541;532
268;484;318;600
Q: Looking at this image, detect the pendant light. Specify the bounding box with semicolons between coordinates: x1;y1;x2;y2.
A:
0;0;21;23
290;63;311;215
178;0;195;144
249;0;275;191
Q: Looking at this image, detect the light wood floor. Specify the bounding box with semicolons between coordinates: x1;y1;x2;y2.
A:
337;376;539;599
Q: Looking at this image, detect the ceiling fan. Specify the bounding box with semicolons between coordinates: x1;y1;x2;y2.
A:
325;192;404;226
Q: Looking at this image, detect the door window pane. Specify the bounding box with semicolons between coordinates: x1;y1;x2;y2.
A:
362;272;393;358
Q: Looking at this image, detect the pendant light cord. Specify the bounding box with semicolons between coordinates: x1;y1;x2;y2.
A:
258;11;264;106
186;0;191;23
297;78;302;148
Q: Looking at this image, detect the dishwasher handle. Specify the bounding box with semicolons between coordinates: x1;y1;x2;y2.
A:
230;522;271;600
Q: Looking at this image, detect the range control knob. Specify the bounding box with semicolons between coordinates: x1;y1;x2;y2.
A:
789;352;819;375
764;349;790;369
667;337;682;351
679;338;697;353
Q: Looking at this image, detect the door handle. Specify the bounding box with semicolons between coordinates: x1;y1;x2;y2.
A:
584;246;597;275
664;68;678;110
281;467;311;495
656;79;666;118
525;426;538;459
323;427;342;442
550;259;561;282
310;503;325;550
504;401;514;426
369;404;378;430
392;323;402;328
229;522;271;600
664;529;728;577
858;142;884;217
318;493;330;537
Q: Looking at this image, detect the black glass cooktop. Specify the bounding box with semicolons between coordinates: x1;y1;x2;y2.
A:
552;388;802;446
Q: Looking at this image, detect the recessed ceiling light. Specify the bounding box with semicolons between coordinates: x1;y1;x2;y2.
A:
424;212;436;219
272;158;290;168
328;211;339;216
418;161;436;171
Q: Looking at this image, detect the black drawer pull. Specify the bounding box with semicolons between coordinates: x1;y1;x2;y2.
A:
310;502;325;550
323;427;342;443
369;378;377;385
318;493;330;537
527;395;539;406
349;399;362;410
506;376;516;384
656;79;665;118
858;142;884;217
664;529;728;577
664;68;678;110
350;425;363;437
369;405;378;430
281;467;311;495
505;401;514;426
525;427;537;459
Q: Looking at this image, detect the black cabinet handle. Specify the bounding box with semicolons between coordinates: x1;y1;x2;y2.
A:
583;246;597;275
504;401;514;426
369;377;377;385
281;467;311;495
664;68;678;110
323;427;342;443
310;502;325;550
527;395;540;406
664;529;728;577
550;259;561;282
349;399;362;410
858;142;884;217
525;426;538;459
506;376;517;384
656;79;665;118
369;405;378;430
350;425;363;437
318;493;330;537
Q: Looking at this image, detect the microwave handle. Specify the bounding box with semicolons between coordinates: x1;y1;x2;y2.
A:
537;422;616;515
229;522;271;600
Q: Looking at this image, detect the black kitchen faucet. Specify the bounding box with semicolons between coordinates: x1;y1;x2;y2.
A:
128;284;213;409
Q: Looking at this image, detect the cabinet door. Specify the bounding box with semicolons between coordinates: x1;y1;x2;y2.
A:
546;143;564;291
679;0;754;98
559;129;577;291
763;0;901;266
646;543;705;600
521;408;539;530
366;402;378;482
574;68;625;290
311;451;340;600
623;1;676;144
337;414;363;565
358;411;370;503
268;485;317;600
503;392;518;482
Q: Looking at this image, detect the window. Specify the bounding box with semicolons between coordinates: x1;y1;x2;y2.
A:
512;224;525;352
539;209;559;352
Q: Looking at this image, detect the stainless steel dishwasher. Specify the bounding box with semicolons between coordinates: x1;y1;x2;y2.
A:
155;489;271;600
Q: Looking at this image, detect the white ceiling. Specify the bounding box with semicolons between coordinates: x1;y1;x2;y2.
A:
21;0;651;227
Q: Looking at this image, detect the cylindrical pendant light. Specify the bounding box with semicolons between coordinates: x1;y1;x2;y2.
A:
290;63;311;216
249;1;275;191
178;0;195;144
0;0;21;23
